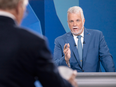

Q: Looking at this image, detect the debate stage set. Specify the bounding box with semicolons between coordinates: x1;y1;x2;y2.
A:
21;0;116;87
75;72;116;87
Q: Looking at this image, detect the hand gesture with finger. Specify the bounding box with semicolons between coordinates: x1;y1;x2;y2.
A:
63;43;71;63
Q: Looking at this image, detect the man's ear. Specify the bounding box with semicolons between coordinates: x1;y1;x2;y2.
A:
83;18;85;25
14;0;24;25
15;1;22;15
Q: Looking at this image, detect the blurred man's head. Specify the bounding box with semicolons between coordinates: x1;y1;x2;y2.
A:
67;6;85;36
0;0;28;25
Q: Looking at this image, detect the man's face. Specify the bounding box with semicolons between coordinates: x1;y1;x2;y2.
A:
67;12;85;35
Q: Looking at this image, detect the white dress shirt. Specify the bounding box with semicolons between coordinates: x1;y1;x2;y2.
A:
73;31;84;48
0;11;15;20
66;31;84;67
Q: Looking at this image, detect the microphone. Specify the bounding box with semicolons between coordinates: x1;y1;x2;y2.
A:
75;41;85;46
83;41;85;44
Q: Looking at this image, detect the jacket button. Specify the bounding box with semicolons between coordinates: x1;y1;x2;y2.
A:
82;70;84;72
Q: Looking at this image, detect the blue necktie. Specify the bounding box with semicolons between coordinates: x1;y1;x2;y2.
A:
77;35;82;66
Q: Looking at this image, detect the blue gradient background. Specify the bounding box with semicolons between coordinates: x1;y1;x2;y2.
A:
21;0;116;86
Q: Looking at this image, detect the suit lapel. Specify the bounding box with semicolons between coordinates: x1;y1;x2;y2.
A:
66;32;81;66
82;28;91;64
66;29;91;67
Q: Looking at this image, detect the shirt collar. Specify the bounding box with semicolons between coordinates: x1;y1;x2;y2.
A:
0;11;15;20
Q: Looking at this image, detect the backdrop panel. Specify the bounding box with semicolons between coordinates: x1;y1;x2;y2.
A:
21;0;116;75
79;0;116;71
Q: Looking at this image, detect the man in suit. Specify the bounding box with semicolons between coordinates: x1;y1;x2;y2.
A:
0;0;78;87
53;6;115;72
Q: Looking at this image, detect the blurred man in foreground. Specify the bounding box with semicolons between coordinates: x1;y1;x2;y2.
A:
0;0;77;87
54;6;115;72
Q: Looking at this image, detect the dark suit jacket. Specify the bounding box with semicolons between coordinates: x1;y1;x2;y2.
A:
54;28;115;72
0;16;72;87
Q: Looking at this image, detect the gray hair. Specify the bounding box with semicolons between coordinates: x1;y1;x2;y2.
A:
0;0;28;10
67;6;85;20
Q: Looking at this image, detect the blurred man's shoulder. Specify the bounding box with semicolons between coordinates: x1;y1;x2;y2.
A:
55;32;71;40
86;28;102;34
16;26;43;40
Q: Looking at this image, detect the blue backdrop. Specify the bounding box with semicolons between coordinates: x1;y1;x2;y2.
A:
21;0;116;86
22;0;116;71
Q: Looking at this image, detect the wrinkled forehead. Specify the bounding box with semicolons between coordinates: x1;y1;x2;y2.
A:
67;12;81;18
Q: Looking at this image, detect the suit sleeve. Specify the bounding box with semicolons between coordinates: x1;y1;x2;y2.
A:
99;32;115;72
53;38;68;66
34;38;72;87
